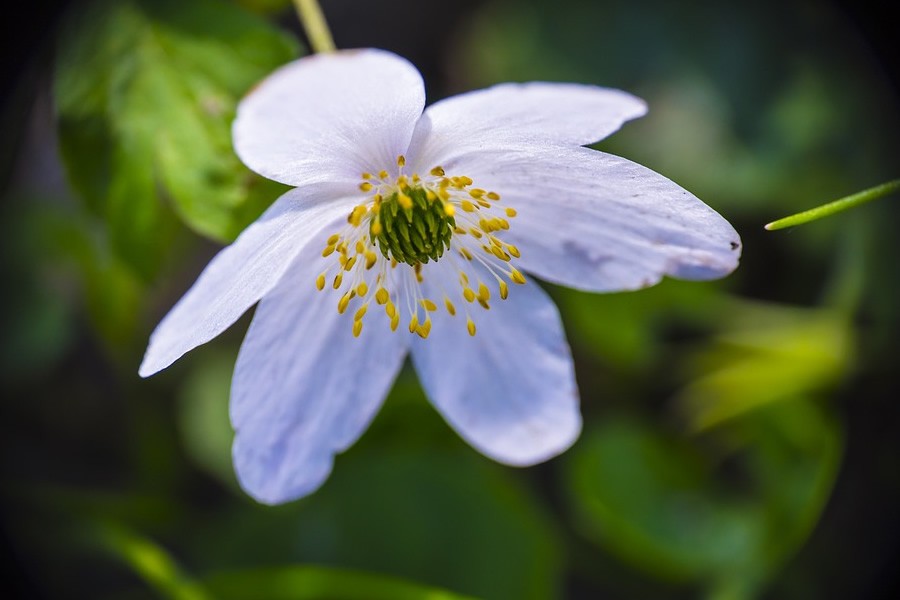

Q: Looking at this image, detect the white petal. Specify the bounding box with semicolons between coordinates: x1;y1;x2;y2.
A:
234;49;425;187
410;274;581;466
231;233;409;504
139;185;355;377
407;82;645;171
455;146;741;292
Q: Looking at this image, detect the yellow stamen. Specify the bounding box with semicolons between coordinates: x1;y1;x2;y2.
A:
337;293;352;314
320;163;525;338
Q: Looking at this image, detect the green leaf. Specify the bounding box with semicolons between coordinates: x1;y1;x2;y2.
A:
96;522;212;600
27;206;144;348
203;566;479;600
177;349;240;488
55;0;299;279
565;400;842;597
675;300;853;431
95;521;477;600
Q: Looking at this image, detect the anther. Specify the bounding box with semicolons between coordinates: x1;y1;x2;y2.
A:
337;293;352;314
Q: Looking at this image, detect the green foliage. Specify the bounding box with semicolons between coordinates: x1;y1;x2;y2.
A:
97;522;477;600
54;0;299;279
174;367;561;599
565;400;841;598
675;301;853;431
203;566;479;600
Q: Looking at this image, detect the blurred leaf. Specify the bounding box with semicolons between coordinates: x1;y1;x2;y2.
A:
191;445;561;600
204;566;479;600
174;364;562;599
565;399;841;597
554;279;725;373
97;522;211;600
32;209;145;348
0;206;75;379
676;300;853;431
98;521;478;600
231;0;292;15
54;0;298;279
177;349;238;488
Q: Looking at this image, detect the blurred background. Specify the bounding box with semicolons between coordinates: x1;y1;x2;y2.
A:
1;0;898;598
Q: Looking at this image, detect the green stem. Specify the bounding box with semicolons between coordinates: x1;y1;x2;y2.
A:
765;179;900;231
292;0;336;53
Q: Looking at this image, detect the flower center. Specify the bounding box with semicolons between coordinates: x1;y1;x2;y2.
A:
316;155;526;339
370;186;455;266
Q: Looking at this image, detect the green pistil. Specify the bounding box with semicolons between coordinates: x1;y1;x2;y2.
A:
371;187;455;266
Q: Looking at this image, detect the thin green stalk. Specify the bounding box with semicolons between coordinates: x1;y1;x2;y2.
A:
292;0;336;53
765;179;900;231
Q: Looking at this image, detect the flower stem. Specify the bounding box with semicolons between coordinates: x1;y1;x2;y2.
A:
765;179;900;231
292;0;336;53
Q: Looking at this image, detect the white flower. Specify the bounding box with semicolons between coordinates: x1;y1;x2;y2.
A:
139;49;741;504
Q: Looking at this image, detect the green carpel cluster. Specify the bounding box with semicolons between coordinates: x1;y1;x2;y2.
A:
370;188;455;266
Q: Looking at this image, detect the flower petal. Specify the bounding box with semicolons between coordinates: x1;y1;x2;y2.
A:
407;82;645;171
233;49;425;187
231;233;409;504
139;185;355;377
410;274;580;466
454;146;741;292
